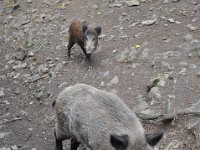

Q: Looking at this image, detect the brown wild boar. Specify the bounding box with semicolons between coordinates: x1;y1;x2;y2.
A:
67;19;101;66
53;83;163;150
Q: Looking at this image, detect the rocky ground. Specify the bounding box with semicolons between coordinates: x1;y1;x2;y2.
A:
0;0;200;149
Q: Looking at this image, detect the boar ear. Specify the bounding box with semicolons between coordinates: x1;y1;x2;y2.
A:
95;27;101;36
110;134;129;149
83;24;88;33
146;131;163;146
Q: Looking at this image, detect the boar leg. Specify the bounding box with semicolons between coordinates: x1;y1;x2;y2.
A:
79;44;92;67
54;130;63;150
70;137;80;150
67;36;75;58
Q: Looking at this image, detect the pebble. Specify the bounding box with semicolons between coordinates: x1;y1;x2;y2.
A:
141;19;157;26
187;24;198;31
27;0;32;3
168;18;175;23
127;0;140;7
0;88;5;97
110;76;119;84
196;71;200;77
109;3;123;8
179;68;187;75
11;145;18;150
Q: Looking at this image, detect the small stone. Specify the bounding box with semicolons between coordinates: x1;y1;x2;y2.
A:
187;24;198;31
196;71;200;77
110;76;119;84
11;145;18;150
168;18;175;23
100;81;105;87
109;3;123;8
27;0;32;3
168;94;176;99
31;148;37;150
149;7;154;11
179;68;186;75
141;19;157;26
28;51;34;57
62;61;68;66
2;100;10;105
14;87;20;95
113;49;118;53
0;88;5;97
127;0;140;7
28;128;33;132
93;5;98;9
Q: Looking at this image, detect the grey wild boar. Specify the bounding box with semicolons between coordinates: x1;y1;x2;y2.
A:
67;19;101;66
53;83;163;150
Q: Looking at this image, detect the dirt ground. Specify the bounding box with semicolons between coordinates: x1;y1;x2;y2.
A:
0;0;200;149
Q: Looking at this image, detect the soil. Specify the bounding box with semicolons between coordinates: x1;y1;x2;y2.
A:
0;0;200;150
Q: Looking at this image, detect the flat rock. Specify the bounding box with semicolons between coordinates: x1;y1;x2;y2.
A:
141;19;157;26
110;76;119;84
109;3;123;8
168;18;175;23
127;0;140;6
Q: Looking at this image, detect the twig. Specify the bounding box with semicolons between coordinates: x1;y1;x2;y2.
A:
136;101;200;123
1;117;32;125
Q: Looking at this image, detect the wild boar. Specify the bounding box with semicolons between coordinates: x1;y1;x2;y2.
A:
53;83;163;150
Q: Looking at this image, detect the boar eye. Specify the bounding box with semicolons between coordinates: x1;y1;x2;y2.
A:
92;38;95;41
